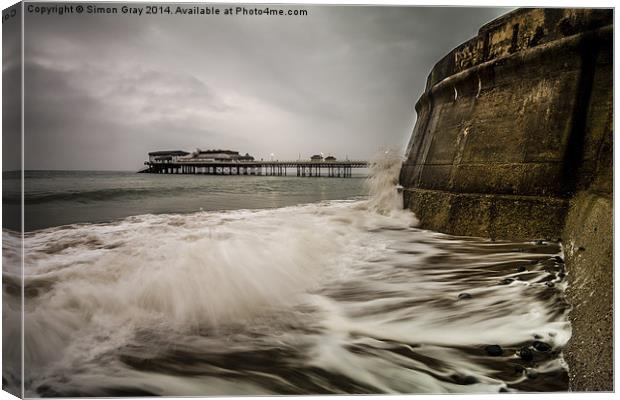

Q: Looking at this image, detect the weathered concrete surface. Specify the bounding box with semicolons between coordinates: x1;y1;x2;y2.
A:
563;193;613;390
400;8;613;391
403;188;568;240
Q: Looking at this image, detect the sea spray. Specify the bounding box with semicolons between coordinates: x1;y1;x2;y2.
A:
364;149;405;215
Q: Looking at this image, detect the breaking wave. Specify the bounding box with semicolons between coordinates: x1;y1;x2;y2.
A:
3;154;570;396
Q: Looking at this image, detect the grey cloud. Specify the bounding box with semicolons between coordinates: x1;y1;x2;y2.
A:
3;8;22;172
24;60;236;169
23;5;511;169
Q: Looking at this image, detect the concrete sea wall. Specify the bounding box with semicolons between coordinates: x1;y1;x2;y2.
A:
399;8;612;391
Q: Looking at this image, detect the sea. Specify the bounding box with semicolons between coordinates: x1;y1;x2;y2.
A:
2;156;570;396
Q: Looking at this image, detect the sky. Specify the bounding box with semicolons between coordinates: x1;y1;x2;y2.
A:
19;4;511;170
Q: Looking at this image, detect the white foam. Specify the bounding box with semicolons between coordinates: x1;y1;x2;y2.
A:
6;152;570;395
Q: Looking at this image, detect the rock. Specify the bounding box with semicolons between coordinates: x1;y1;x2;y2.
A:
514;365;525;374
458;293;472;300
450;373;479;385
545;281;555;288
526;369;539;379
485;345;504;356
533;334;543;339
499;387;509;393
463;375;478;385
519;347;534;362
517;265;526;272
532;341;552;352
499;278;514;285
535;240;545;245
553;256;564;263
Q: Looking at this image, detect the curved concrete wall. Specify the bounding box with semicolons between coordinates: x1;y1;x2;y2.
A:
400;8;612;391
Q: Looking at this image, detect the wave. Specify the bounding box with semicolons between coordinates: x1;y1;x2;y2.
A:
365;149;412;216
3;153;570;395
15;185;239;205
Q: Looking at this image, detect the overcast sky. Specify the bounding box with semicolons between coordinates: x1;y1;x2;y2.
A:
22;4;511;170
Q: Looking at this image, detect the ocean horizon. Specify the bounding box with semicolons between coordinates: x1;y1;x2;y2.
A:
7;169;369;231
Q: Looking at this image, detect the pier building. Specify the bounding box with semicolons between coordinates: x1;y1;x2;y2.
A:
140;149;367;178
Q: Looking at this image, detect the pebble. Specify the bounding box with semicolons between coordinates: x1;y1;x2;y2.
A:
463;375;478;385
532;341;552;352
450;373;479;385
519;346;534;362
545;281;555;288
499;278;514;285
535;240;545;245
526;369;539;379
485;345;504;357
458;293;472;300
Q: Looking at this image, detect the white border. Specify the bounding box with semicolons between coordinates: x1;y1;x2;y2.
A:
0;1;616;400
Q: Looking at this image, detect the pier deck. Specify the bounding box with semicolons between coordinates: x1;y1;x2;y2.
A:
140;160;368;177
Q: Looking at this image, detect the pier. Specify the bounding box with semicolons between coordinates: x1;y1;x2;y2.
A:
140;160;368;177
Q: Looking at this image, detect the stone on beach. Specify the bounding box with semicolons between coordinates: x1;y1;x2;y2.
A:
519;347;534;362
484;345;504;357
532;341;552;352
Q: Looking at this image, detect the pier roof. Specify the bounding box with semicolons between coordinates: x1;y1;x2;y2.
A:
148;150;190;156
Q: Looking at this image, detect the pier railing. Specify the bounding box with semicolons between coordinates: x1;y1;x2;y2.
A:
140;160;369;178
